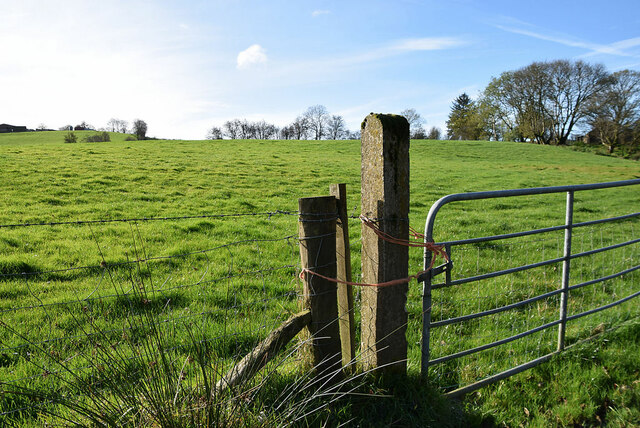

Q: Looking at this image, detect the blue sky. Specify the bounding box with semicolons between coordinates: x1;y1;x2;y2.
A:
2;0;640;139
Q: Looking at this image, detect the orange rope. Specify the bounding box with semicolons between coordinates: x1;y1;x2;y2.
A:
299;216;448;287
300;267;427;287
359;216;449;261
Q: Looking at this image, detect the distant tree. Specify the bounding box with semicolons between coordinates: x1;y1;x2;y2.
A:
586;69;640;153
223;119;241;139
36;123;47;131
446;93;483;140
476;91;507;141
236;119;255;139
303;105;330;140
545;60;611;145
207;126;223;140
74;121;93;131
427;126;442;140
347;129;361;140
290;116;310;140
107;118;128;133
480;74;523;142
131;119;147;140
59;125;73;131
279;125;294;140
400;108;426;139
106;118;117;132
326;115;346;139
254;120;278;139
63;132;77;143
412;126;426;139
482;60;611;145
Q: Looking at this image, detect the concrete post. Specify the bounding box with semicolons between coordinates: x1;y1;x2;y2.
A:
360;113;410;375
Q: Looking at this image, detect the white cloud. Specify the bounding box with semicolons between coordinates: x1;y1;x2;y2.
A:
236;44;268;69
312;10;330;17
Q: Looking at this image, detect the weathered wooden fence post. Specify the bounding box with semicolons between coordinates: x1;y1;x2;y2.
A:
330;183;356;369
360;113;410;375
298;196;342;377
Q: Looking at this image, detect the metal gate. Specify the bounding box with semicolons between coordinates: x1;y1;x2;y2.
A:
420;179;640;397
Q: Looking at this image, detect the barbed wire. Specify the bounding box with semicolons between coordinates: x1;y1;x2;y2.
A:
0;209;301;229
0;235;297;279
0;264;300;315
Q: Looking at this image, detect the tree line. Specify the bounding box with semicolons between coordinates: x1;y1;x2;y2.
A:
207;105;358;141
445;59;640;155
57;118;149;140
208;105;443;141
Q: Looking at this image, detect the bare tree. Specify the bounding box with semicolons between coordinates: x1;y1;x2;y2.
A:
131;119;147;140
326;115;346;139
254;120;278;139
207;126;223;140
303;105;330;140
290;116;310;140
106;118;118;132
107;118;128;133
279;125;293;140
223;119;241;139
347;129;361;140
400;108;426;139
545;60;611;145
236;119;255;139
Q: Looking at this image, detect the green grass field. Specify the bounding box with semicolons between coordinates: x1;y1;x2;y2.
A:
0;130;639;426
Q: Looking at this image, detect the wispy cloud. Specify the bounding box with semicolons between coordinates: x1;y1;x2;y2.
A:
312;10;330;17
580;37;640;58
496;22;640;58
269;37;467;80
237;44;268;69
389;37;466;52
241;36;469;94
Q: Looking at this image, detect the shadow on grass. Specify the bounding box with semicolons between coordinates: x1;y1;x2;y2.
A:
255;368;498;428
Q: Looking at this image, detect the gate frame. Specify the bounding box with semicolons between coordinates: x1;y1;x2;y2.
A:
421;179;640;397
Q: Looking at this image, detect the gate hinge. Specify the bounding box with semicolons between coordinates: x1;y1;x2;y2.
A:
417;258;453;283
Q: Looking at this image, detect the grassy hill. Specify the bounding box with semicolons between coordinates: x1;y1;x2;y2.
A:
0;131;639;426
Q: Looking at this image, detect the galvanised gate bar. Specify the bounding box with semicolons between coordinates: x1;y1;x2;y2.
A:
420;179;640;397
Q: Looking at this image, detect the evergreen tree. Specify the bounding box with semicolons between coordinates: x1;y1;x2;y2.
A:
446;93;483;140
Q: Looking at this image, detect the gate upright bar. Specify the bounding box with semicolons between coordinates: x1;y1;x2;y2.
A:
557;191;574;351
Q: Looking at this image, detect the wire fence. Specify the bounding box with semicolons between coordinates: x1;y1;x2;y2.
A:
0;209;313;420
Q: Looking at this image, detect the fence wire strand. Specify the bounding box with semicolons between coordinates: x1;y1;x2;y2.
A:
0;209;311;421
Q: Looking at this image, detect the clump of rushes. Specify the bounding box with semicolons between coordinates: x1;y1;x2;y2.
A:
1;261;252;426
